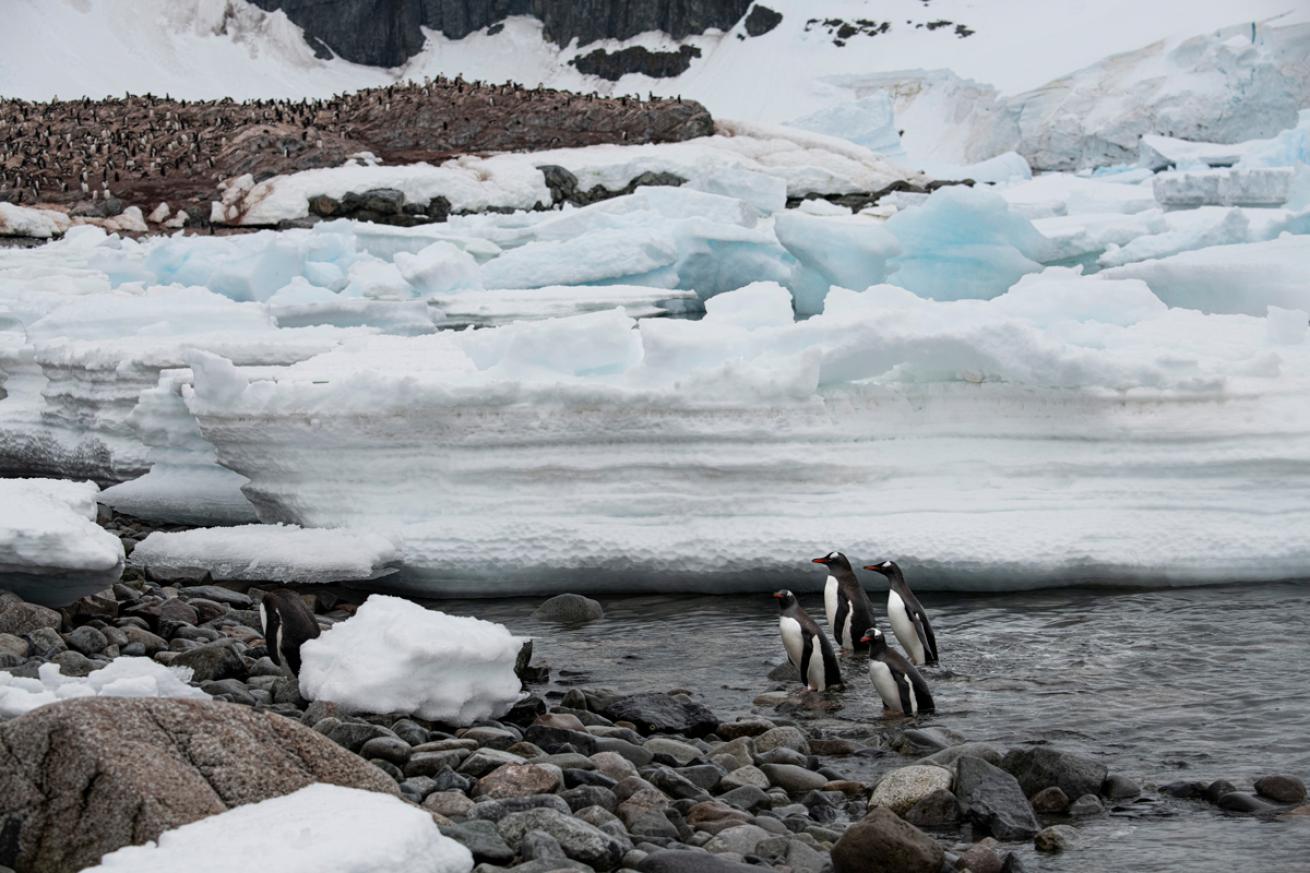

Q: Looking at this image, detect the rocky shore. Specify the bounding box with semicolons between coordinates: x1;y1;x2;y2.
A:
0;517;1307;873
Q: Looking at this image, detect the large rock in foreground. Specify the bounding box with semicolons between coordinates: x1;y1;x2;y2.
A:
830;806;944;873
0;697;398;873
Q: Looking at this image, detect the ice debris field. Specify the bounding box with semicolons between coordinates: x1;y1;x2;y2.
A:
3;110;1310;598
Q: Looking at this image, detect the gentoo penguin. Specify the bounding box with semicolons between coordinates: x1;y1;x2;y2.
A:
813;551;878;652
258;589;321;677
860;629;935;716
864;561;938;665
773;590;842;691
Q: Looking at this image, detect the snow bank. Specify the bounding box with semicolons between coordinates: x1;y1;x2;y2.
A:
0;658;207;720
0;479;124;607
129;524;398;583
82;783;474;873
221;128;920;226
298;595;524;724
181;274;1310;592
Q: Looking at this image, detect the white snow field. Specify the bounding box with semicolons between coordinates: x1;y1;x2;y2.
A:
0;479;124;606
0;658;207;720
298;595;524;724
129;525;398;583
82;783;475;873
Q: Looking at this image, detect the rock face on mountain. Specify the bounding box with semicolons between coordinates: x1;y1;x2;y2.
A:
251;0;753;67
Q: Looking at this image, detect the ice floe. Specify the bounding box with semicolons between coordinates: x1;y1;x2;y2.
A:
0;479;124;607
298;595;524;724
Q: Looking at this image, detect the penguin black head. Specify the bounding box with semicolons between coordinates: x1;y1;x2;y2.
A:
864;560;900;577
859;628;888;654
772;589;797;610
812;551;853;571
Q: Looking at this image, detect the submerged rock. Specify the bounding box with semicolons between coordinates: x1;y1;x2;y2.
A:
532;593;605;624
1255;774;1307;804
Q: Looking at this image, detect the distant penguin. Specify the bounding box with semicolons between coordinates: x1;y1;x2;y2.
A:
258;589;321;677
860;628;935;715
773;589;842;691
864;560;938;666
813;551;878;652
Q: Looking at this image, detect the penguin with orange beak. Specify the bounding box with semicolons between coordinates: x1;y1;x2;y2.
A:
813;551;878;652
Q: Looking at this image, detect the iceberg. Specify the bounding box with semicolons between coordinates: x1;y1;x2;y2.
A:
298;595;524;725
883;186;1050;300
82;784;474;873
0;479;124;607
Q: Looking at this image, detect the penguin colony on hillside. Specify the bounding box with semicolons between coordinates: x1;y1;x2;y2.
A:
0;79;697;213
775;552;938;716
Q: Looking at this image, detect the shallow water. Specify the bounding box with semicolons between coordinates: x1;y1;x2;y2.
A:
430;581;1310;872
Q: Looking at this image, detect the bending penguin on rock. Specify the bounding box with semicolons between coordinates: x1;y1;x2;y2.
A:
813;551;878;652
773;589;843;691
258;589;321;677
861;628;935;716
864;560;938;665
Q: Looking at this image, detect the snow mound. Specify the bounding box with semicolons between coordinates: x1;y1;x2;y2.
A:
0;479;124;607
0;658;207;720
81;783;474;873
130;524;399;583
298;595;524;724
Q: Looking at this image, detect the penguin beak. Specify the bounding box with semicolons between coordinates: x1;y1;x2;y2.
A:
859;632;874;643
863;564;885;573
811;557;829;565
771;591;784;600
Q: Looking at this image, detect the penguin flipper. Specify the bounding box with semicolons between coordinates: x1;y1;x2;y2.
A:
799;632;816;689
833;594;851;648
914;611;939;665
260;601;282;667
895;668;916;715
912;672;936;713
821;637;843;689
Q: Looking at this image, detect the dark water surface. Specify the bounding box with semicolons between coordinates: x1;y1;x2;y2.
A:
430;583;1310;872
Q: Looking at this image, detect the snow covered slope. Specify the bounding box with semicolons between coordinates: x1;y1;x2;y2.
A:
6;1;1309;170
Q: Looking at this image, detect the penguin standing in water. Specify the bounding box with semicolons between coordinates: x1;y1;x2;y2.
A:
813;551;878;652
864;560;938;666
773;590;842;691
860;628;935;716
258;589;321;677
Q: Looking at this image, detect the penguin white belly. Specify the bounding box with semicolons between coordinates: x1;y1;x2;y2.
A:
779;616;804;668
888;591;924;665
868;660;904;713
823;577;839;632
